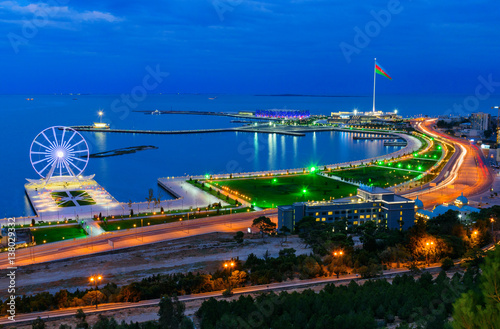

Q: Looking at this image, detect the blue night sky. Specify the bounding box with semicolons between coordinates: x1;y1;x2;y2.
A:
1;0;499;95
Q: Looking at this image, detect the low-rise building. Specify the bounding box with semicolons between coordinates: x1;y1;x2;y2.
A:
415;193;480;221
278;185;415;232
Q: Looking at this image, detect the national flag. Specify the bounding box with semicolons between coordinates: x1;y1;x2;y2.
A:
375;62;392;80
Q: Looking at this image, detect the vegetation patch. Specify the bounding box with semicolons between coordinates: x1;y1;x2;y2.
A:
31;224;87;244
211;173;357;208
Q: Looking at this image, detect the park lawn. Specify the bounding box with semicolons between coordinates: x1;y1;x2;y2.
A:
31;225;87;244
70;190;83;197
212;174;357;208
56;200;77;207
330;167;421;189
51;191;68;198
77;200;97;206
101;207;253;231
381;157;438;172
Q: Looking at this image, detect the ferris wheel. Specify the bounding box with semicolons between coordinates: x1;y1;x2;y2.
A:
29;126;90;181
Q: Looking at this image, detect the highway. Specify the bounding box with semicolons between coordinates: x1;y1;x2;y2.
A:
0;264;445;326
0;209;277;269
403;119;494;209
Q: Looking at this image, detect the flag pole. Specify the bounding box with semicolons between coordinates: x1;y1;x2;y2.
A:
372;58;376;113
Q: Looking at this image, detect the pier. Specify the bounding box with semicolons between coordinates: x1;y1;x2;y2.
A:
70;125;410;138
352;135;401;140
70;125;307;136
133;110;283;121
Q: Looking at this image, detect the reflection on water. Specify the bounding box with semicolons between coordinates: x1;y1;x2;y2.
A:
1;94;409;217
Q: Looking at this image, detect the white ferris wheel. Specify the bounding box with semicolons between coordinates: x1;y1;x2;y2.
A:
29;126;90;183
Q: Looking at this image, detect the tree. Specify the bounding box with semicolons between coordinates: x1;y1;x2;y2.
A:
228;270;247;287
158;295;186;329
441;257;454;271
233;231;244;244
157;189;163;207
452;247;500;329
180;317;195;329
146;188;154;209
252;216;276;240
75;309;89;329
32;317;45;329
281;226;291;242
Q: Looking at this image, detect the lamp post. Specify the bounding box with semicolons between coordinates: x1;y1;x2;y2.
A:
333;250;343;278
224;261;235;289
491;218;495;242
425;241;434;266
89;275;103;309
98;110;103;123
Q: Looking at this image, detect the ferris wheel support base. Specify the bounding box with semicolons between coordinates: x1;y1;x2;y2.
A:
26;174;96;187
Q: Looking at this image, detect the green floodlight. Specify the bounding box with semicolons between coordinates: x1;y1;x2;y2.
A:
431;137;434;140
378;161;382;165
81;220;84;224
86;225;89;229
388;163;392;166
413;153;418;157
433;155;437;158
438;146;442;150
407;165;411;169
418;166;422;170
398;163;402;168
302;189;307;193
310;167;316;172
205;174;210;179
273;178;277;182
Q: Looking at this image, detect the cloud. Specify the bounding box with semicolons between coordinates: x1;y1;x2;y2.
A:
0;1;123;26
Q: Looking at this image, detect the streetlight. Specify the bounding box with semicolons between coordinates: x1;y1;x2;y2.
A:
89;275;103;309
491;218;495;242
425;241;434;266
333;250;344;278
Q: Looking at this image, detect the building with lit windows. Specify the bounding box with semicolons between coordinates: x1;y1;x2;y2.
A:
278;185;415;232
471;112;490;131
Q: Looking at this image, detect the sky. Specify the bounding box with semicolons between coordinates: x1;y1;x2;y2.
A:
0;0;499;95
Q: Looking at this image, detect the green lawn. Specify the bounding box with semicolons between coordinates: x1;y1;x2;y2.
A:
330;167;421;189
31;225;87;244
211;174;357;208
101;207;252;231
51;191;68;197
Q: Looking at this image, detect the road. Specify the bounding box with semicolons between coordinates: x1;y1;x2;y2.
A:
403;119;494;209
0;264;444;326
0;209;277;269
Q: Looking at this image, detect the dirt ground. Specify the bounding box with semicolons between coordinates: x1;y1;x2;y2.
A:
0;232;311;298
